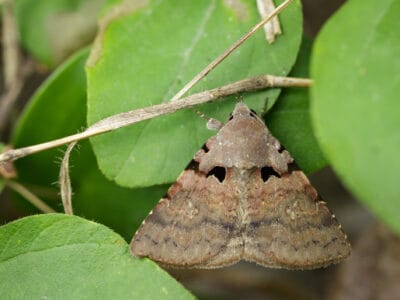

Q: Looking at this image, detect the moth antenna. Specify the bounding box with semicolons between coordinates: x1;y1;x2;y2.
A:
190;108;223;130
261;98;269;116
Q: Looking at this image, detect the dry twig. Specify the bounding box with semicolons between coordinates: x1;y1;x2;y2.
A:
59;142;76;215
256;0;282;43
0;75;311;165
0;0;35;135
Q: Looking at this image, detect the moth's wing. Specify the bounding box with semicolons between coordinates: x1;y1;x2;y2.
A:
130;163;242;268
244;170;351;269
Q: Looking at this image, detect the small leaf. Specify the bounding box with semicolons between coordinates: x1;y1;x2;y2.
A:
266;37;327;174
311;0;400;234
15;0;104;67
87;0;303;188
0;214;194;299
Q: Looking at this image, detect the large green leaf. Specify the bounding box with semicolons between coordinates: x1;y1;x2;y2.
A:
11;48;166;240
311;0;400;233
87;0;303;188
15;0;104;67
0;214;193;299
266;37;327;174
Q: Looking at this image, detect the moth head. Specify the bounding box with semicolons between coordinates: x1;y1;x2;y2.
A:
229;102;259;121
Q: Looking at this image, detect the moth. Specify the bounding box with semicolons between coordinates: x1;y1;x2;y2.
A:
130;102;351;269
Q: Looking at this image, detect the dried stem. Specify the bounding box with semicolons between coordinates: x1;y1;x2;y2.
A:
170;0;293;102
256;0;282;43
0;62;34;135
6;180;56;213
59;142;76;215
0;0;34;135
2;0;19;89
0;75;312;164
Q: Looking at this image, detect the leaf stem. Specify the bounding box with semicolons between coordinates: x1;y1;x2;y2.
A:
6;180;56;213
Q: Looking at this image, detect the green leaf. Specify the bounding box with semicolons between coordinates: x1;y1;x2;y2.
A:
87;0;303;188
12;48;166;240
266;37;327;174
0;214;193;299
12;48;89;183
15;0;104;67
311;0;400;233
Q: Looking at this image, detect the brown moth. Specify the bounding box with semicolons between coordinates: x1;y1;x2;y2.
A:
130;102;351;269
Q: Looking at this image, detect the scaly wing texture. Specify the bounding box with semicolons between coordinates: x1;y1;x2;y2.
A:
244;170;351;269
130;165;243;268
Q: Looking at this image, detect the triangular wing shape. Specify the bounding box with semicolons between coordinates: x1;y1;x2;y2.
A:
243;168;351;269
130;159;243;268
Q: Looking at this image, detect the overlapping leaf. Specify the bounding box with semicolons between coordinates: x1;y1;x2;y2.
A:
0;214;194;299
311;0;400;234
266;37;327;173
